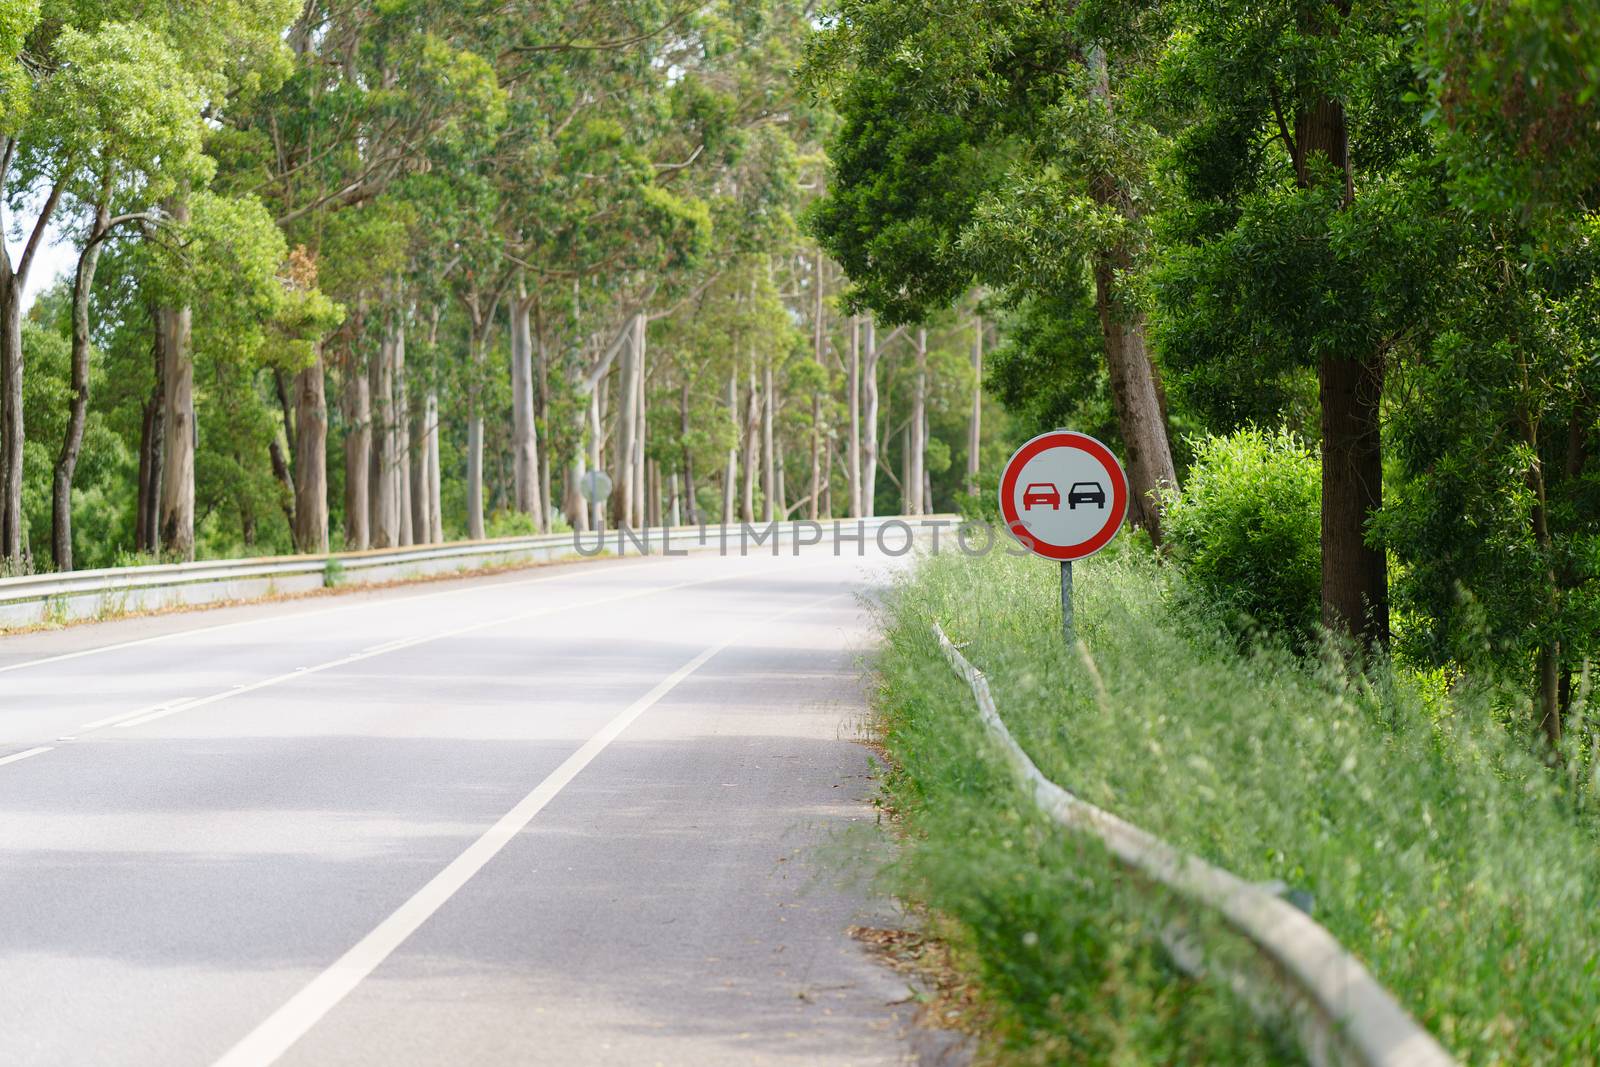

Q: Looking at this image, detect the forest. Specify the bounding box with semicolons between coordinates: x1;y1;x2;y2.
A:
5;0;1600;745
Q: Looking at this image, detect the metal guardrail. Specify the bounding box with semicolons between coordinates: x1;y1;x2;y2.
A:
0;517;922;631
931;621;1457;1067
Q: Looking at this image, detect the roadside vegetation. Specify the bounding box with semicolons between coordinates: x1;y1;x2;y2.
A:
874;543;1600;1065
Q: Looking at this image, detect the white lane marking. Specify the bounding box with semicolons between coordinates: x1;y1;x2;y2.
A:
210;591;844;1067
0;559;648;677
109;570;750;732
78;697;196;732
0;746;52;768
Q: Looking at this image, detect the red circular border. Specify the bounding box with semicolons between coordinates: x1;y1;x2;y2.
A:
998;430;1129;561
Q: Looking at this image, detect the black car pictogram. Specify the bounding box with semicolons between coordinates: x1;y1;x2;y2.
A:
1067;481;1105;509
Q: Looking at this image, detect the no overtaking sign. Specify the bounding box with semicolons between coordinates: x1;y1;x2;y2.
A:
999;430;1130;641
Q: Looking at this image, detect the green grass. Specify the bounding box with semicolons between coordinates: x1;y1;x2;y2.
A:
873;546;1600;1065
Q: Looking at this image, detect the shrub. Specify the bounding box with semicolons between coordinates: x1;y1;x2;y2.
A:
1162;428;1320;641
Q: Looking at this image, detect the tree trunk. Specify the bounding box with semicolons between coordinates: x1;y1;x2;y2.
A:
848;316;862;517
426;389;443;542
613;315;640;527
968;315;983;495
510;289;545;530
776;441;787;516
1294;50;1388;647
680;381;699;525
343;337;371;550
137;322;165;555
909;328;927;515
762;360;776;522
293;342;330;553
466;324;487;541
1092;259;1177;539
633;331;647;528
410;393;432;543
53;205;110;571
157;209;196;562
742;368;759;523
1086;49;1179;546
863;318;880;517
1319;350;1388;644
810;251;826;520
370;312;402;548
0;276;21;564
395;316;413;547
535;305;552;534
724;370;738;525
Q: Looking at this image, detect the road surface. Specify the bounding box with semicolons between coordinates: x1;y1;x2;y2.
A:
0;544;921;1065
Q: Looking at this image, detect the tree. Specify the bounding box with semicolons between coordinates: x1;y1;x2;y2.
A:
805;0;1179;538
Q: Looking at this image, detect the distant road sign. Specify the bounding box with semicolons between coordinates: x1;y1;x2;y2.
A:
999;430;1128;561
579;470;613;503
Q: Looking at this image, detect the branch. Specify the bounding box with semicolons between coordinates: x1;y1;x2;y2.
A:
866;324;908;361
17;181;66;286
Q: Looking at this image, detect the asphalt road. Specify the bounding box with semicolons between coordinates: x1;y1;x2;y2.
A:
0;545;920;1066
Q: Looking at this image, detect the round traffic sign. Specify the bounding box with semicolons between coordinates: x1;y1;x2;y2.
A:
579;470;613;503
998;430;1128;561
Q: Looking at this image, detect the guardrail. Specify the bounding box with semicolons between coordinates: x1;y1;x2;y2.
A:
0;516;922;631
931;621;1457;1067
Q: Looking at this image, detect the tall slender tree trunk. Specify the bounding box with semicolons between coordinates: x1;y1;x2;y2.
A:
633;331;647;528
680;382;699;525
426;389;443;543
742;368;759;523
466;322;488;541
810;251;826;520
848;316;862;517
137;314;166;554
409;400;430;544
723;370;738;525
862;319;880;517
370;311;402;548
343;335;371;550
395;315;413;547
614;315;640;527
535;304;552;532
968;316;983;495
292;342;330;553
510;287;545;531
762;360;776;523
776;442;787;517
908;328;927;516
157;204;196;562
52;201;111;572
0;276;21;564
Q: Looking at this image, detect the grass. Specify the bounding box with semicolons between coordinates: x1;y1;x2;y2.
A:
872;544;1600;1065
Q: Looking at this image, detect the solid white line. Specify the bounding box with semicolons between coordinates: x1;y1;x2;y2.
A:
0;746;52;768
210;591;844;1067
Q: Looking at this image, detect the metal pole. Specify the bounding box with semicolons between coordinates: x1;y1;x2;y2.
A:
1061;560;1074;646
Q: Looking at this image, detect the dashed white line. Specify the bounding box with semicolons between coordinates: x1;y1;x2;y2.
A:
0;746;52;768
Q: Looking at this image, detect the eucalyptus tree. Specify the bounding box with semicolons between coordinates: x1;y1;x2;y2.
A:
804;0;1179;539
216;0;503;551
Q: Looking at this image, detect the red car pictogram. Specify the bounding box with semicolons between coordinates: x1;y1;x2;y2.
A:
1022;482;1060;509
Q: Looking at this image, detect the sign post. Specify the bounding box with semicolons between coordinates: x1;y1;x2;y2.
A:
998;430;1129;645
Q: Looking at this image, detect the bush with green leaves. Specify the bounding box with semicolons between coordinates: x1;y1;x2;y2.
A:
1161;428;1321;642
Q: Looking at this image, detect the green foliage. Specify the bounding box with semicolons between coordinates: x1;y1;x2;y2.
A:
1419;0;1600;232
878;548;1600;1065
1162;428;1321;642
